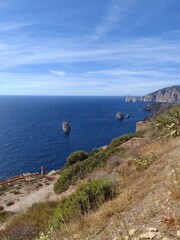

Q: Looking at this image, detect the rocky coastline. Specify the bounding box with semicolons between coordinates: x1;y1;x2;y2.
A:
126;85;180;103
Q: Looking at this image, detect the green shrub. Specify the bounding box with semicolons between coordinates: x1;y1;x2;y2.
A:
88;148;100;157
54;131;137;194
66;150;88;166
152;105;180;139
109;132;144;148
54;147;117;194
54;166;78;193
54;178;118;225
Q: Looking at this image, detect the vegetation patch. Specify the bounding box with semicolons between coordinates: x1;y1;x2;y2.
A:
132;152;155;170
54;146;118;194
66;150;88;166
109;132;144;148
0;202;57;240
152;105;180;139
54;132;144;194
54;178;118;225
0;211;11;224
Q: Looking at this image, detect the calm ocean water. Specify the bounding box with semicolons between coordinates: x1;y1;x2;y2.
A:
0;96;149;180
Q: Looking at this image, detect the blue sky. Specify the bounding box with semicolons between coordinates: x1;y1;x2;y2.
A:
0;0;180;96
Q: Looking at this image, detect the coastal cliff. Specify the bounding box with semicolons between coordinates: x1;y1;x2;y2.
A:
126;85;180;103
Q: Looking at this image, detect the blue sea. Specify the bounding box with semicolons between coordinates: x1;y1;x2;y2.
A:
0;96;149;180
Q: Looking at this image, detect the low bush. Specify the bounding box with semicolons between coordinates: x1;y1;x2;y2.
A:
54;178;118;225
54;147;117;194
0;202;57;240
54;166;77;193
54;131;139;194
88;148;100;157
109;132;144;148
132;152;155;170
66;150;88;166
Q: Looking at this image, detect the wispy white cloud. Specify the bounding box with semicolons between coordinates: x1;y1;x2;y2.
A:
0;60;179;96
93;0;123;39
0;35;180;70
0;22;32;32
0;34;180;95
50;70;66;76
92;0;136;40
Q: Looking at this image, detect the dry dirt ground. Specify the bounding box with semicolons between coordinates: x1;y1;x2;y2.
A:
1;176;59;212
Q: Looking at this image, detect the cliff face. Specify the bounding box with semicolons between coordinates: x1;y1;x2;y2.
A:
126;85;180;103
126;96;141;102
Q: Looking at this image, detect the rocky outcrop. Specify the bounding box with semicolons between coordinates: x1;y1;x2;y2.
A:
126;96;141;102
126;85;180;103
62;121;71;133
116;112;124;120
136;121;151;132
120;137;149;149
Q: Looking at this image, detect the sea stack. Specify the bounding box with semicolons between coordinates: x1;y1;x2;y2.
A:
116;112;124;120
62;121;71;133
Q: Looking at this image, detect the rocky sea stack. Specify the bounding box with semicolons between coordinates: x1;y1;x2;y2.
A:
126;85;180;103
116;112;124;120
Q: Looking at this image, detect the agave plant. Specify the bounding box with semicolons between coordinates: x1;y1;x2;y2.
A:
152;106;180;139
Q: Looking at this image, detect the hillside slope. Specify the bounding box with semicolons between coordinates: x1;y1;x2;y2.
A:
55;137;180;240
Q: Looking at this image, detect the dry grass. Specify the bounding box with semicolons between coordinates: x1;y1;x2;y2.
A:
53;155;160;239
51;136;180;240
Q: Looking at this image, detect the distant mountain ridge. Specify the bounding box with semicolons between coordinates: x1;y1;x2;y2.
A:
126;85;180;103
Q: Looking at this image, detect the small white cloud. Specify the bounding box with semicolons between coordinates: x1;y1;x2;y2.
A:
50;69;66;76
81;71;95;77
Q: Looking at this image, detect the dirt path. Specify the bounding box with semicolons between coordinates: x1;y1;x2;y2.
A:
0;174;59;214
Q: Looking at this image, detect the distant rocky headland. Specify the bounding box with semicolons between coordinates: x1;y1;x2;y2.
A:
126;85;180;103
